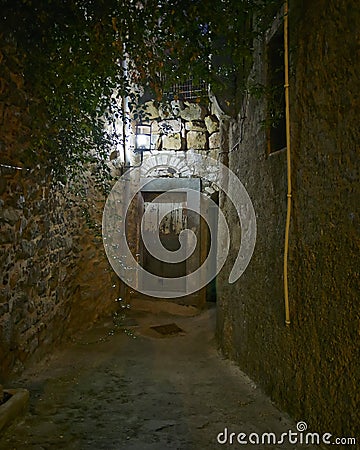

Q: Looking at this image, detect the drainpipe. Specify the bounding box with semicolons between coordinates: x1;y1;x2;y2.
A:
283;0;292;327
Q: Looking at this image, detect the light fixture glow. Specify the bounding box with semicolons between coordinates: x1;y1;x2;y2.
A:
135;123;152;153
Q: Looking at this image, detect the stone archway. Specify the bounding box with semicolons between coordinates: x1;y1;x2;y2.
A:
140;152;193;178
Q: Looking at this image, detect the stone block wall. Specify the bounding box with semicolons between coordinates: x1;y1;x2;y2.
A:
217;0;359;440
135;99;220;157
0;167;75;378
0;37;118;381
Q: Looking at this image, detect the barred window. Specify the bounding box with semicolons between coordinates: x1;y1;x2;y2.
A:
168;79;208;101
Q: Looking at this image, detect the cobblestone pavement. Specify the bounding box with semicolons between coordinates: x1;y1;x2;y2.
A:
0;305;317;450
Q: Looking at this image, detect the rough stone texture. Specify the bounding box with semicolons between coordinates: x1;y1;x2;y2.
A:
179;101;204;121
162;133;182;150
205;115;219;134
0;172;118;383
66;181;120;333
186;130;207;150
159;119;181;134
209;132;220;150
138;98;219;155
0;37;118;382
217;0;359;441
185;120;206;132
0;167;75;379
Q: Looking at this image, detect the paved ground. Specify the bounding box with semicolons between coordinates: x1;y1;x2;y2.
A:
0;304;317;449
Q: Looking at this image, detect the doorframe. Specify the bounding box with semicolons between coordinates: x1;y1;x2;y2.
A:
138;177;205;306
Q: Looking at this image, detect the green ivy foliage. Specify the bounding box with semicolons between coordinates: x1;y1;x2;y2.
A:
1;0;281;183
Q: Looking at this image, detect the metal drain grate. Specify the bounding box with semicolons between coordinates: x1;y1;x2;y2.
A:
150;323;184;336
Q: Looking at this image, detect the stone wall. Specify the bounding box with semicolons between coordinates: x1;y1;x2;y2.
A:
137;99;220;157
217;0;359;440
0;37;118;382
1;167;71;378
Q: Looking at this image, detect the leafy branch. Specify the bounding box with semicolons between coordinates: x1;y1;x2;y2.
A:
1;0;282;183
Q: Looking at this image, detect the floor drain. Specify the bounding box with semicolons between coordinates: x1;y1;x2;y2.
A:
150;323;184;336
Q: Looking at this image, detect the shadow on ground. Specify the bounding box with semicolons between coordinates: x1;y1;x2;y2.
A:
0;304;318;450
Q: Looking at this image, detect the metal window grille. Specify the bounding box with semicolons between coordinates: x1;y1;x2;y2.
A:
168;79;208;101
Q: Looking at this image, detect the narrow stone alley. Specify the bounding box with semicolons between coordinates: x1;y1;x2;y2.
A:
1;1;358;446
0;305;316;450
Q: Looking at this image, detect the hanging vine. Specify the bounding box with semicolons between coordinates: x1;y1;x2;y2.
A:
1;0;281;182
